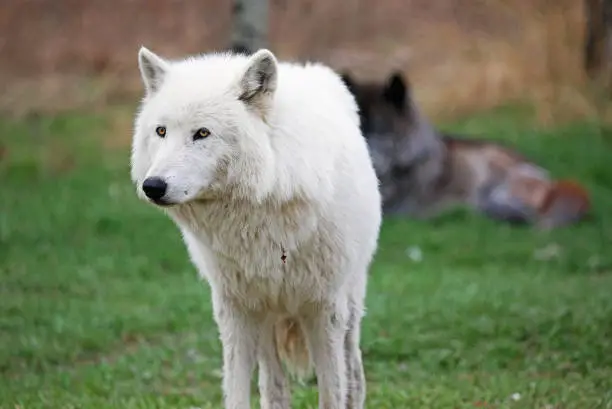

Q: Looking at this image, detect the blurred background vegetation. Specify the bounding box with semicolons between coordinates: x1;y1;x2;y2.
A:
1;0;611;124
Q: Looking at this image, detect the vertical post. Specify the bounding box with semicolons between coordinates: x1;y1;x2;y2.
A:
585;0;612;91
229;0;269;55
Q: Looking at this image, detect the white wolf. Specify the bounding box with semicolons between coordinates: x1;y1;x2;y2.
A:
130;46;382;409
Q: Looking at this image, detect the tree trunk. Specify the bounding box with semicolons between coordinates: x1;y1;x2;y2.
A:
229;0;269;55
585;0;612;90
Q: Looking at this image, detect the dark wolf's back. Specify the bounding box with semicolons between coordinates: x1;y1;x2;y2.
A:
340;70;591;227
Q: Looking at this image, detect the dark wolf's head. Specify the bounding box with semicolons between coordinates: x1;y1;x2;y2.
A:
340;71;415;139
340;71;443;209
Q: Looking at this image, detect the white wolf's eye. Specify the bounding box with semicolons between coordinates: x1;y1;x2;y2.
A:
193;127;211;141
155;126;166;138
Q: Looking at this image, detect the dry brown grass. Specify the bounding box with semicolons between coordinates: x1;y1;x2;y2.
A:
1;0;609;125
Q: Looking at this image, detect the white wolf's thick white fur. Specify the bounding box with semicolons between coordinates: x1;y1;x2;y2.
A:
131;46;382;409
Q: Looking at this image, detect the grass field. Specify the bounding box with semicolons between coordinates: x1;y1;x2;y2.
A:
1;107;612;408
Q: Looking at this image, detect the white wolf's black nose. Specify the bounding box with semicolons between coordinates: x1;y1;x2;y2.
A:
142;177;167;201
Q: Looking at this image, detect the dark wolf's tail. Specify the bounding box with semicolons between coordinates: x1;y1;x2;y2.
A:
537;179;591;229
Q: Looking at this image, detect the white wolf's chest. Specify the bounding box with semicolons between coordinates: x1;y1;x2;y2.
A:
169;200;344;313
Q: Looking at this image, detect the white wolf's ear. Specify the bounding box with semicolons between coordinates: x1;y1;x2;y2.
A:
238;49;278;114
138;46;169;95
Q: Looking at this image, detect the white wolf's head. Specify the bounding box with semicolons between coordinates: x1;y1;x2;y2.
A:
130;47;279;207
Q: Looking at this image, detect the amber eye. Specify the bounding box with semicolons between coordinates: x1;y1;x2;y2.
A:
193;127;211;141
155;126;166;137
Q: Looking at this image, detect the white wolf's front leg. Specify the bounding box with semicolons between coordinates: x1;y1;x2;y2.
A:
303;304;348;409
215;297;258;409
257;316;290;409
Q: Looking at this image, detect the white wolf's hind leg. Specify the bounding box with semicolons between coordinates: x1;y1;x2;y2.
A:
344;305;365;409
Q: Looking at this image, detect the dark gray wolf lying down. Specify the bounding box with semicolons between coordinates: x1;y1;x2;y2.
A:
341;71;590;229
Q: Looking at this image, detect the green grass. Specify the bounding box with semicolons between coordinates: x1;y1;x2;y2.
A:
1;107;612;408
